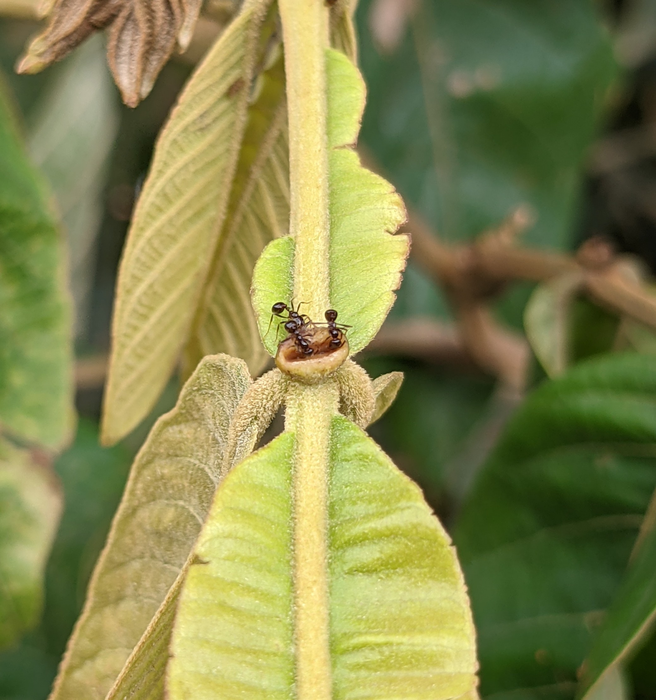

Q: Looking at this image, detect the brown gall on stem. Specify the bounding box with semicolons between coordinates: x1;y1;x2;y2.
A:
275;326;349;383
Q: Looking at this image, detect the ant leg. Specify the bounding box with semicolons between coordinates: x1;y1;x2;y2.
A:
264;313;275;339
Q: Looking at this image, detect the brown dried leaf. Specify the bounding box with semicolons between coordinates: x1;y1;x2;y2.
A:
17;0;201;106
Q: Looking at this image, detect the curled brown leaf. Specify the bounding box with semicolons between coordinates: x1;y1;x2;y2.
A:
17;0;202;107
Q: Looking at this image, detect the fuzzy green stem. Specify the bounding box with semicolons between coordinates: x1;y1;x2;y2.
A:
279;0;330;319
285;381;338;700
278;1;335;696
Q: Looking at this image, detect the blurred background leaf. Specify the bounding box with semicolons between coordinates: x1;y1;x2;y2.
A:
0;70;74;449
0;439;61;652
28;36;119;340
0;420;132;699
454;353;656;700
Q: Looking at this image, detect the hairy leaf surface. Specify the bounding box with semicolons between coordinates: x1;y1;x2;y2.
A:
101;0;271;445
0;438;62;650
252;49;408;356
183;50;288;379
49;355;251;700
454;353;656;700
168;416;477;698
0;76;74;449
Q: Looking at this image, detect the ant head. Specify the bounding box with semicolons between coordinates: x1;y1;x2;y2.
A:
272;302;288;316
284;319;299;333
325;309;338;323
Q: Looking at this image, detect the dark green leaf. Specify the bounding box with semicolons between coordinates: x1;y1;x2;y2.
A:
454;353;656;699
578;494;656;698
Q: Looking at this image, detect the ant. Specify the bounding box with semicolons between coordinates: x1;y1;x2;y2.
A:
322;309;349;349
269;301;314;355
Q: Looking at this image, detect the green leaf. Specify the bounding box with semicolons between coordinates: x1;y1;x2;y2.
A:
49;355;251;700
28;37;119;337
454;353;656;699
578;494;656;699
582;666;629;700
101;1;273;445
0;437;62;650
524;273;584;377
168;416;477;698
358;0;617;250
0;74;74;449
0;419;132;697
252;49;409;356
370;370;403;424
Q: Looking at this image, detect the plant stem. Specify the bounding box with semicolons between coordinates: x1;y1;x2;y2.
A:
279;0;330;319
285;382;338;700
278;1;334;697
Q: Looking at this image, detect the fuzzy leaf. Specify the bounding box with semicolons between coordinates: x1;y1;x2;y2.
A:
454;353;656;699
167;416;477;698
370;371;403;424
0;438;62;651
49;355;251;700
252;49;409;356
183;48;287;379
0;75;74;449
101;1;271;444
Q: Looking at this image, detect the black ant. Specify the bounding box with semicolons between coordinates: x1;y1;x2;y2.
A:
269;302;314;355
322;309;349;348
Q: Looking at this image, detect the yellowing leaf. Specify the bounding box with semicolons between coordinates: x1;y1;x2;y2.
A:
50;355;251;700
252;49;408;355
0;438;62;650
101;1;271;445
167;416;477;698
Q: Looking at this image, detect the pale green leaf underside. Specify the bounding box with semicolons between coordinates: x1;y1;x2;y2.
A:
0;78;74;449
168;416;477;698
252;49;408;356
101;3;268;444
579;511;656;699
0;438;61;650
184;53;289;379
370;371;404;425
106;574;184;700
50;355;251;700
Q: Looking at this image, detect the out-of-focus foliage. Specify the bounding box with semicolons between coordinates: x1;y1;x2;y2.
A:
0;420;132;698
0;71;73;449
28;36;118;338
0;439;61;651
453;354;656;698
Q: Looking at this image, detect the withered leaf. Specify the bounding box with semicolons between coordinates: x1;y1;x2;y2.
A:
17;0;202;107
